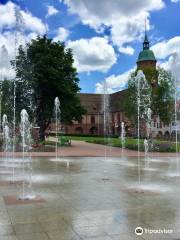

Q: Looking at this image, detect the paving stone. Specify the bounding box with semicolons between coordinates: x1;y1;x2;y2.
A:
0;225;14;236
74;226;106;238
16;232;49;240
47;229;81;240
13;223;43;235
0;236;18;240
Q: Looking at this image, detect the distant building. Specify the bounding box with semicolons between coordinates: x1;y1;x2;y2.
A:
61;30;173;138
63;90;131;136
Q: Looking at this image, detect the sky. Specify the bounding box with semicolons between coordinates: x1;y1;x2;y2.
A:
0;0;180;93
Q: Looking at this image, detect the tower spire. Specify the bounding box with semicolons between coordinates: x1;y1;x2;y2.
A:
143;19;149;50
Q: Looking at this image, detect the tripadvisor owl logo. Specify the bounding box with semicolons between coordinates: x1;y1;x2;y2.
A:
135;227;144;236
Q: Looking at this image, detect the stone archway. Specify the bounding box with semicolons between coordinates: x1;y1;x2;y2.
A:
89;126;98;135
157;131;163;139
75;127;83;134
171;130;180;141
164;131;170;140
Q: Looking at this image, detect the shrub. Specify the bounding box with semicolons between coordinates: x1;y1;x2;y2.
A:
152;143;174;152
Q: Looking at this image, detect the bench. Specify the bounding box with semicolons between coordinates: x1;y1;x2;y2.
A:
58;136;71;146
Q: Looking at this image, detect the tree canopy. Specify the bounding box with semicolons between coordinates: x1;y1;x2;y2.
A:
9;35;85;139
123;67;174;129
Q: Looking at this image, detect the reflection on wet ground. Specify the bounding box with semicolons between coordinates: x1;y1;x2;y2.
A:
0;156;180;239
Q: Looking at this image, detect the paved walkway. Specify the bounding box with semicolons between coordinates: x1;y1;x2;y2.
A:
0;140;178;157
0;149;180;239
1;140;180;239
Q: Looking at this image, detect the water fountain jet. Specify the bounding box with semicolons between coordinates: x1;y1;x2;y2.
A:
121;121;126;150
102;81;111;160
2;114;11;173
53;97;69;167
18;109;35;200
54;97;61;161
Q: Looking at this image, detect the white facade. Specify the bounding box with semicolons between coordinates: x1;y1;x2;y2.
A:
151;116;180;138
151;116;171;137
170;121;180;133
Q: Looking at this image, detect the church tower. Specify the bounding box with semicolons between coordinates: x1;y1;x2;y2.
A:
137;27;156;70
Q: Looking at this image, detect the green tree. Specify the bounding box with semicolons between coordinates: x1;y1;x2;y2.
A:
123;67;174;131
152;68;174;124
13;35;85;140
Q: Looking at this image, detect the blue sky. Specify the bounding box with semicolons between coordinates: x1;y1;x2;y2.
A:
0;0;180;93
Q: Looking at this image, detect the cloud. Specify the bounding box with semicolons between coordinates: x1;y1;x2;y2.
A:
0;1;46;55
152;36;180;80
67;37;117;72
157;55;180;81
171;0;180;2
110;12;151;52
0;30;40;80
152;36;180;59
119;46;134;55
54;27;70;42
95;68;134;93
0;1;47;79
0;1;15;30
63;0;164;53
46;5;59;18
21;10;46;34
0;1;46;34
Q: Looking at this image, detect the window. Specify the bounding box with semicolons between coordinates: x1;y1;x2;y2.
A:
78;118;82;124
91;116;95;124
117;113;120;123
112;114;114;123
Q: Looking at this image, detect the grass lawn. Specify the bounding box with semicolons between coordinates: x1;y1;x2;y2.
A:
66;135;180;152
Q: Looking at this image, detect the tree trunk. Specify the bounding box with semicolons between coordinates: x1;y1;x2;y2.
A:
39;125;45;142
39;120;50;142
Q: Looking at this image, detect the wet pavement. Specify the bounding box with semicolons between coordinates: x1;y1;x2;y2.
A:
0;155;180;239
